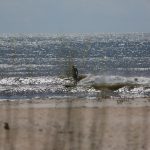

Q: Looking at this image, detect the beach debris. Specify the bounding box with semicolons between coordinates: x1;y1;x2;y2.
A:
4;122;10;130
39;128;43;132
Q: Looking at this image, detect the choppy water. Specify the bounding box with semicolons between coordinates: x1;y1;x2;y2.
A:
0;33;150;100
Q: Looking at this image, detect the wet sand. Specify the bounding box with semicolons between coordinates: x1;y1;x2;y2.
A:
0;98;150;150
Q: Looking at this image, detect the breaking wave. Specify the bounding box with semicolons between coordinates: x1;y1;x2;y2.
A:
0;75;150;100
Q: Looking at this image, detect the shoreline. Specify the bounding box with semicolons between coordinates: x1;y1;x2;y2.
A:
0;97;150;109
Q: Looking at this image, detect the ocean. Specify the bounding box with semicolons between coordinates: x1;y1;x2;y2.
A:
0;33;150;100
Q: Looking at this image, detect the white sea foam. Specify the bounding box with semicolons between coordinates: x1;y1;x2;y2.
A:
0;76;149;100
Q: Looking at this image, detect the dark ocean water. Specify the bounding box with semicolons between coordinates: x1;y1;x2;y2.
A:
0;33;150;100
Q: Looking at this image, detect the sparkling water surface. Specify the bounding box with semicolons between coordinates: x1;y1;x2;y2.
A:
0;33;150;100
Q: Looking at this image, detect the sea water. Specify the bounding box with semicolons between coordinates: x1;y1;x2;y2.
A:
0;33;150;100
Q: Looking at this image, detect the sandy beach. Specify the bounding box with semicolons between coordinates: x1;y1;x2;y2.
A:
0;98;150;150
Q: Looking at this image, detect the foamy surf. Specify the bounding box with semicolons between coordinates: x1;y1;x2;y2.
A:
0;75;150;100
